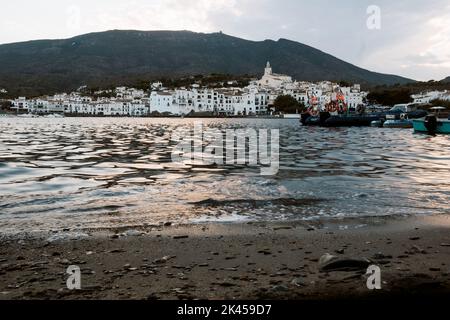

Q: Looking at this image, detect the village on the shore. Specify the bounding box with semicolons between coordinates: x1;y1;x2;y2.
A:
3;62;450;117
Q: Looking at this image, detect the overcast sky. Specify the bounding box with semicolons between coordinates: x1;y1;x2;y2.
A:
1;0;449;81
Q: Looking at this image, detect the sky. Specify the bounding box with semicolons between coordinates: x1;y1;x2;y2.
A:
1;0;449;81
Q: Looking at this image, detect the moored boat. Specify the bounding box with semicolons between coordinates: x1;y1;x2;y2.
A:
412;107;450;134
383;119;413;128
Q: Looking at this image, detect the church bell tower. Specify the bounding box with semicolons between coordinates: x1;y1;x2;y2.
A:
264;61;272;75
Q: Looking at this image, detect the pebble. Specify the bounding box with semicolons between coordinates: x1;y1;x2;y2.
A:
291;278;306;287
410;245;427;254
257;248;272;255
173;235;189;239
270;285;289;292
429;267;441;271
372;252;392;259
124;230;142;237
153;255;175;264
273;226;292;231
319;253;371;272
224;267;237;271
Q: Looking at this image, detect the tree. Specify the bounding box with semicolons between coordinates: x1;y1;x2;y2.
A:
0;100;12;111
366;89;413;106
273;95;304;113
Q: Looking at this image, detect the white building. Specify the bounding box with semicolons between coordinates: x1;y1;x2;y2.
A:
339;85;367;109
150;91;176;114
11;97;30;113
412;90;450;104
257;62;293;89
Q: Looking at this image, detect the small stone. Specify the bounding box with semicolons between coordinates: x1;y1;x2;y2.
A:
271;285;289;292
173;235;189;239
319;253;371;272
409;237;420;241
257;248;272;255
372;252;392;260
153;255;175;264
291;278;305;287
429;267;441;271
224;267;237;271
411;245;427;254
273;226;292;231
124;230;142;237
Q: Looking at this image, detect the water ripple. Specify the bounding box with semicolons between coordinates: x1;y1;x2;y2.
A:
0;117;449;234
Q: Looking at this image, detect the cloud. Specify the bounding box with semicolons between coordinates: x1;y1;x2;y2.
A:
0;0;449;81
88;0;243;32
359;1;450;80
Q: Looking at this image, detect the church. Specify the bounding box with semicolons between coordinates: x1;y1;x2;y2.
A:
257;61;293;89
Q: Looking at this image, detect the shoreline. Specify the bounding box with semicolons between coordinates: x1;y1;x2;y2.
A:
0;215;449;300
0;216;450;300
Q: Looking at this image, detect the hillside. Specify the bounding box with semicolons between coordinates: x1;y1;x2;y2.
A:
0;30;414;96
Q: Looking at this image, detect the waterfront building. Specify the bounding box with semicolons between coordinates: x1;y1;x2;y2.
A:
9;64;368;117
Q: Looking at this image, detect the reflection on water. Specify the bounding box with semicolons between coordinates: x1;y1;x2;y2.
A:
0;117;449;234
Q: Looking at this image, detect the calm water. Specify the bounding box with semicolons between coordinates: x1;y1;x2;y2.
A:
1;117;449;234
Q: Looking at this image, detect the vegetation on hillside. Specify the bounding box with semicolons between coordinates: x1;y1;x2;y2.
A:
367;80;450;106
0;30;413;97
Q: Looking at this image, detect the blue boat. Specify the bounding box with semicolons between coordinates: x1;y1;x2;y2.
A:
412;107;450;134
413;117;450;134
383;119;413;128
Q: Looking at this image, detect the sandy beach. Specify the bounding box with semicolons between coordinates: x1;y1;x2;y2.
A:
0;215;449;300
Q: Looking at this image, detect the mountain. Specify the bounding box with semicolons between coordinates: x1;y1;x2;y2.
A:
0;30;414;96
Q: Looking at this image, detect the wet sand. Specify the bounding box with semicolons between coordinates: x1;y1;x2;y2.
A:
0;215;449;300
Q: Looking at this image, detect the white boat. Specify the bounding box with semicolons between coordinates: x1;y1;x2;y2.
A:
17;113;40;118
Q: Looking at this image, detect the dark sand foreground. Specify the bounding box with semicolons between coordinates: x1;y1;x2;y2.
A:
0;215;449;300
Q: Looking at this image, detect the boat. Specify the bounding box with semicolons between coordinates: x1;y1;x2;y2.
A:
412;107;450;134
370;119;384;127
382;114;413;128
44;113;65;118
301;101;427;128
17;113;40;118
383;119;413;128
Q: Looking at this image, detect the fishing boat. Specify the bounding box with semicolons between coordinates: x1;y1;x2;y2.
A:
383;119;413;128
412;107;450;134
300;93;384;127
300;98;427;128
382;114;413;128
